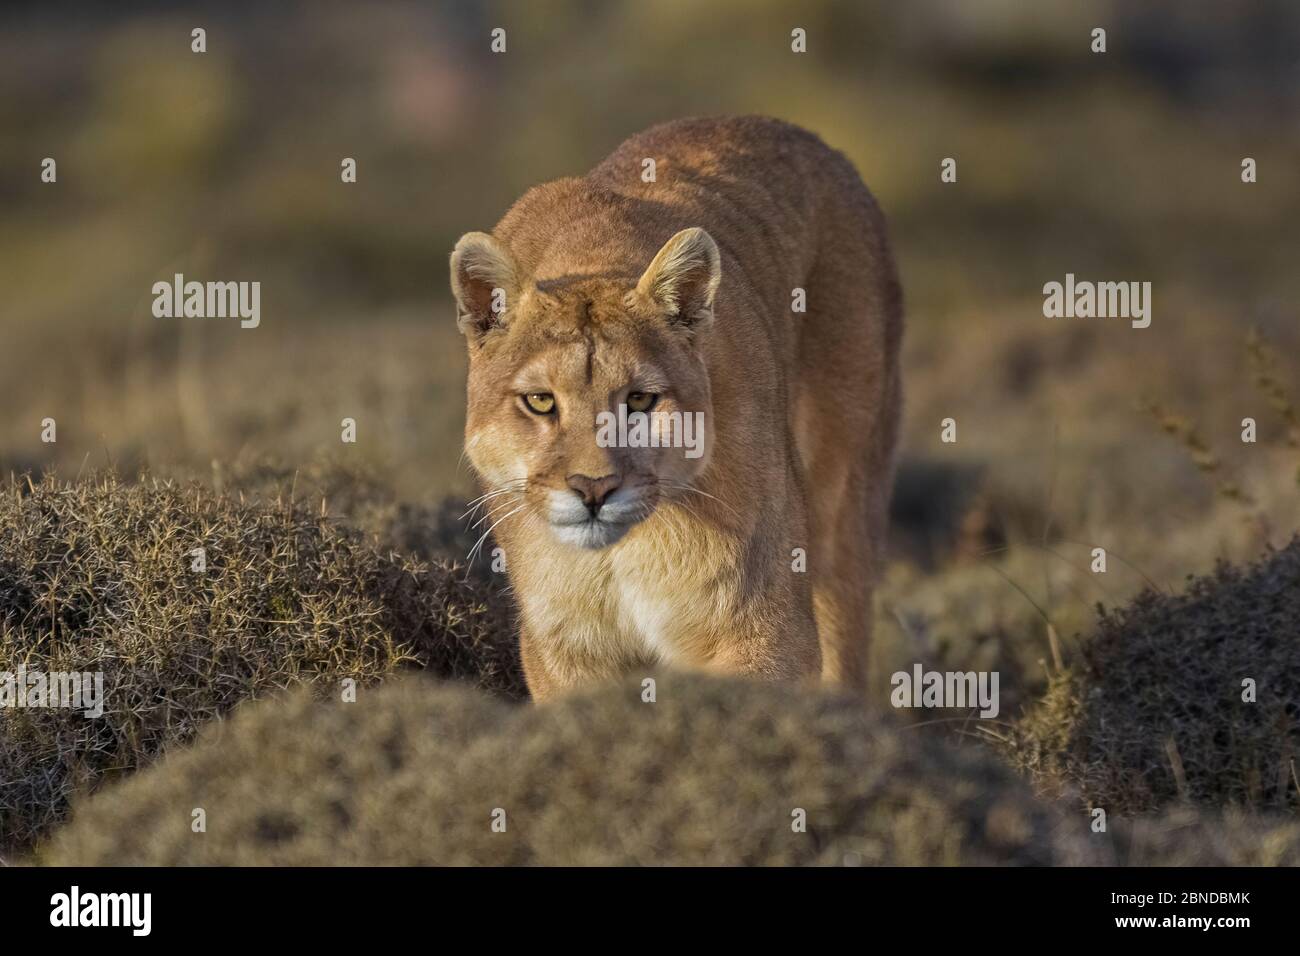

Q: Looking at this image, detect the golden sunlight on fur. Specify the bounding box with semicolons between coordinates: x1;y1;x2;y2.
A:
450;116;902;700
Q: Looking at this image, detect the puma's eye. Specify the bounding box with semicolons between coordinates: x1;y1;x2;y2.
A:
626;391;657;413
523;393;555;415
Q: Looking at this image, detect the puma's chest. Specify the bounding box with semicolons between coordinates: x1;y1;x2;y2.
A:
514;525;734;666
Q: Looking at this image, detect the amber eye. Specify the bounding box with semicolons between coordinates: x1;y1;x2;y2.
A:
626;391;657;413
523;392;555;415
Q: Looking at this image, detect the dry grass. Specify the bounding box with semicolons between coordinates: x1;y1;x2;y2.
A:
45;665;1300;867
44;670;1060;866
0;471;523;854
1102;808;1300;866
8;470;1298;866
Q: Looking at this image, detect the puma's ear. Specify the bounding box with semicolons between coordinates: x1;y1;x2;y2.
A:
633;227;721;331
450;232;518;339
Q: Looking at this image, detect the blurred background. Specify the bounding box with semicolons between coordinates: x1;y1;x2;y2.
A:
2;0;1298;710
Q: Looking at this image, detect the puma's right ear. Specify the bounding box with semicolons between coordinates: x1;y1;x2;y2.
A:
450;232;518;339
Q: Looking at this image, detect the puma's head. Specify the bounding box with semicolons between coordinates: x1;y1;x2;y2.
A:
451;227;720;549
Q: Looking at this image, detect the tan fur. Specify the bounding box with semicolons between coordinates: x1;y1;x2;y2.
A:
450;116;902;701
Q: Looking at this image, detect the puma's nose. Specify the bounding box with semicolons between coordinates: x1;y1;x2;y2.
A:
566;473;621;516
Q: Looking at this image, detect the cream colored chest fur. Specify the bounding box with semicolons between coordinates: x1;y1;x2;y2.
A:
511;512;739;671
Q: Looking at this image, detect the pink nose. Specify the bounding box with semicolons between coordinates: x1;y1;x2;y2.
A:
566;473;621;516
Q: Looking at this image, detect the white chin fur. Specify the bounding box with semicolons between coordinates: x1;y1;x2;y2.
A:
550;518;632;549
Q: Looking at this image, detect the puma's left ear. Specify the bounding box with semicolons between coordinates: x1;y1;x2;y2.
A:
633;227;721;331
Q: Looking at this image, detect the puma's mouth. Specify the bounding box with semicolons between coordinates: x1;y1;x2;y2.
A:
547;487;650;549
550;516;634;549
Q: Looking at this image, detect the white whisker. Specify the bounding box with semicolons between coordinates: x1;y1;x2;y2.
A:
468;503;527;566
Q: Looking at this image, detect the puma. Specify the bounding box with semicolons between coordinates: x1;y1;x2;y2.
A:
450;116;902;701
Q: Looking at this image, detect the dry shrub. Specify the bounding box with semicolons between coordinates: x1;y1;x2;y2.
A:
45;671;1059;866
193;451;506;590
1113;809;1300;866
1007;538;1300;813
1050;805;1300;866
0;472;523;854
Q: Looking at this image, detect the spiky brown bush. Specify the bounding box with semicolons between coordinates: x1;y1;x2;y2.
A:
45;671;1060;866
190;452;508;591
0;472;523;854
1007;538;1300;813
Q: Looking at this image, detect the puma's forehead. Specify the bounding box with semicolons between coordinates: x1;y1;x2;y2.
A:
514;280;640;334
510;341;668;393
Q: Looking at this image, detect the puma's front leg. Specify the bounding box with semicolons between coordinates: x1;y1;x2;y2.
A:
518;625;629;703
698;605;822;686
518;628;558;702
